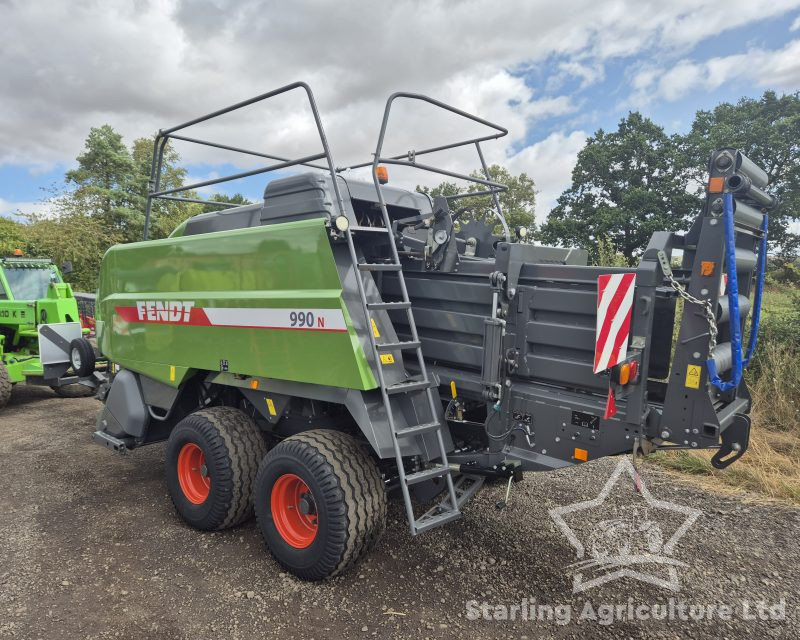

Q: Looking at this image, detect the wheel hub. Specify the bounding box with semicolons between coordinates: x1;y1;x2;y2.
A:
298;494;315;515
271;473;318;548
176;443;211;505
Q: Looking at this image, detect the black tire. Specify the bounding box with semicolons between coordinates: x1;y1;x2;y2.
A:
254;429;387;581
165;406;268;531
51;383;95;398
69;338;95;377
0;363;11;408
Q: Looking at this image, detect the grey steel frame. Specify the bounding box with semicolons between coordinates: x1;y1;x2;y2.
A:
143;81;347;240
339;92;513;242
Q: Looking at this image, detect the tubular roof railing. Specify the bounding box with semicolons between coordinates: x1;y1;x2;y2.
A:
144;84;511;241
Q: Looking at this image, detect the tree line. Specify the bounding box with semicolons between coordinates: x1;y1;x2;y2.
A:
0;90;797;290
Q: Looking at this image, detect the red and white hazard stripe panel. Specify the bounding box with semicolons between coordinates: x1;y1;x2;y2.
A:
593;273;636;374
114;302;347;333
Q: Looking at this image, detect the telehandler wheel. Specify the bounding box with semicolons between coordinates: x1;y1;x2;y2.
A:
69;338;96;377
165;406;268;531
0;363;11;408
50;383;95;398
254;429;387;581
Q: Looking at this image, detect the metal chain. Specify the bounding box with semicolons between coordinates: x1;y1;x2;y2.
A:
657;251;718;352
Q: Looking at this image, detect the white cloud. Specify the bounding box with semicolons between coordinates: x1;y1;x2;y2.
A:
792;15;800;30
558;61;606;88
3;0;800;160
505;130;588;222
0;198;53;220
630;39;800;104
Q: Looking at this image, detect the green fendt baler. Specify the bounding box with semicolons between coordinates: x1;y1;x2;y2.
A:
93;83;775;581
0;254;101;407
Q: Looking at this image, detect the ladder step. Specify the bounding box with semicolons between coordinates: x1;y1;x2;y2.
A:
414;510;461;534
405;465;450;486
385;378;431;395
395;421;440;438
351;225;390;233
367;301;411;311
376;340;420;351
358;263;401;272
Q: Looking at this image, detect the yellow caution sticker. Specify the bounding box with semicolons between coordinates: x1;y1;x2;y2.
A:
266;397;277;416
685;364;702;389
169;365;176;382
380;353;395;365
371;318;380;338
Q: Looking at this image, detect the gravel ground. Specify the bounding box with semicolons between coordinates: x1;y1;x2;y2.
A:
2;384;799;639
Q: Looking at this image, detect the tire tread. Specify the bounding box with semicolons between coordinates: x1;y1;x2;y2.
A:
0;364;11;408
256;429;386;579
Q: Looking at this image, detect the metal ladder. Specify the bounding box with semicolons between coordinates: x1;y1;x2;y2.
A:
334;92;511;534
342;216;462;535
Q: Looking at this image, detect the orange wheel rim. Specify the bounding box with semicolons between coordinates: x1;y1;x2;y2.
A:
271;473;318;548
177;443;211;504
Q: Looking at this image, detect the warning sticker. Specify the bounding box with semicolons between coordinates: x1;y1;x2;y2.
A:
371;318;380;338
380;354;395;365
685;364;702;389
266;398;277;416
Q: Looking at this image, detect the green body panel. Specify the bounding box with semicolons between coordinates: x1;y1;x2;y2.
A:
0;258;81;382
97;218;377;390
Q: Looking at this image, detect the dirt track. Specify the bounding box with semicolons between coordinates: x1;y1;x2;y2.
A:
2;385;799;639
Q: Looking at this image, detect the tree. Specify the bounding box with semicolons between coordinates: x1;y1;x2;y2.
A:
201;193;253;213
540;113;699;263
130;136;201;239
0;217;26;256
677;91;800;256
63;125;139;239
23;212;122;291
417;165;536;235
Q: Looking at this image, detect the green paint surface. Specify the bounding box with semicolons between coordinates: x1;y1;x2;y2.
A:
97;218;376;390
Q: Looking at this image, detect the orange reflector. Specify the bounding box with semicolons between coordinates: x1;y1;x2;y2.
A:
13;248;23;256
574;448;588;462
250;379;260;390
701;261;715;276
619;362;631;385
708;177;724;193
376;165;389;184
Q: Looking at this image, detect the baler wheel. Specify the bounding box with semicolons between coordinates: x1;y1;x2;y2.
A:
254;429;387;581
165;406;268;531
0;363;11;408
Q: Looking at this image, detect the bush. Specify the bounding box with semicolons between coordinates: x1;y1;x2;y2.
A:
765;258;800;287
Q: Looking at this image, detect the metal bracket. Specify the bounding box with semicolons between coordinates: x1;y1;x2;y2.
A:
656;250;673;278
711;413;750;469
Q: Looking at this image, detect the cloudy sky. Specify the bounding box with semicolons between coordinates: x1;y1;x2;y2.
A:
2;0;800;224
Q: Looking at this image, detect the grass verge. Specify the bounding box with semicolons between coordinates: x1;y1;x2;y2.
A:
648;285;800;506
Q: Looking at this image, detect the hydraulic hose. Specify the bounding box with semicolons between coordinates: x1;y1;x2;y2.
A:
707;193;768;391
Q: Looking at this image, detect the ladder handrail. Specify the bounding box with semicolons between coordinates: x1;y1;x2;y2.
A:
143;81;346;240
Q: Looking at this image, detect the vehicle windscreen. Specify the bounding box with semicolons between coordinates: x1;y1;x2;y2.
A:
3;267;58;300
